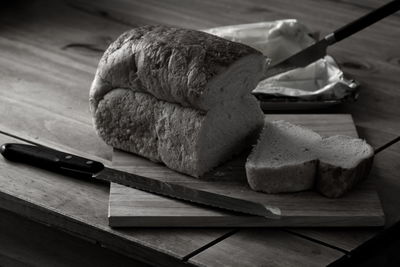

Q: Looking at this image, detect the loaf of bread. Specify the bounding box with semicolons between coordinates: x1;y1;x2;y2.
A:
90;25;266;177
246;121;374;198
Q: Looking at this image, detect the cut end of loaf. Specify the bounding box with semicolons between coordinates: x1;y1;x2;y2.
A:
195;96;264;176
199;53;266;110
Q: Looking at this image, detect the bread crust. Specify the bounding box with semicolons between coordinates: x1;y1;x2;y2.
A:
247;160;317;193
90;25;263;112
317;153;374;198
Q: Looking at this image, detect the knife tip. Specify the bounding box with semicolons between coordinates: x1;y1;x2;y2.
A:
265;206;281;219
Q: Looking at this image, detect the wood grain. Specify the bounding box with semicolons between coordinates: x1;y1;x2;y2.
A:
0;133;233;267
0;95;112;162
189;229;344;267
286;227;377;253
109;114;384;227
0;208;150;267
371;144;400;227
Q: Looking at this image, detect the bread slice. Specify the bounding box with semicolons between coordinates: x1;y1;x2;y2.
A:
316;135;374;197
246;120;374;198
90;26;266;177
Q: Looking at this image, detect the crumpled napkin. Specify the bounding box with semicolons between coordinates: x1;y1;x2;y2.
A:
203;20;358;102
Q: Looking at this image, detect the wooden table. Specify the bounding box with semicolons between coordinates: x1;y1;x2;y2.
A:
1;0;399;266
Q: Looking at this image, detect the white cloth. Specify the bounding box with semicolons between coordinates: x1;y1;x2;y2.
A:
203;20;358;101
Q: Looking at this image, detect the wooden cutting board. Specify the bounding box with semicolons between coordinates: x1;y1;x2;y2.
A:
108;114;384;227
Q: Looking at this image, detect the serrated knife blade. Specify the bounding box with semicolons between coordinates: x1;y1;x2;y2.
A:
0;143;280;219
95;168;280;218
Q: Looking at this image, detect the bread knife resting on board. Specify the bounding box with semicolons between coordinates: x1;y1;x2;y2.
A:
0;143;281;219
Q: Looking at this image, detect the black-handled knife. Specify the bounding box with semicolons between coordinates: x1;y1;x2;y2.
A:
0;143;281;219
0;143;105;179
264;0;400;78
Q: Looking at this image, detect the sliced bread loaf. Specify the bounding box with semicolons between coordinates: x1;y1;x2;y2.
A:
90;26;266;177
246;120;374;198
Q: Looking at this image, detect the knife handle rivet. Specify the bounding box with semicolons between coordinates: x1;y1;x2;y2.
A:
65;155;72;160
86;160;93;165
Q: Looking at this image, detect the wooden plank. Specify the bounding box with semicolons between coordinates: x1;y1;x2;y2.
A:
0;208;150;267
109;114;384;227
0;133;233;267
188;229;344;267
287;228;376;253
371;143;400;227
0;96;112;162
0;0;129;66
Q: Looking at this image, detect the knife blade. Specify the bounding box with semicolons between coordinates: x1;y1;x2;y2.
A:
0;143;280;219
264;0;400;78
264;37;331;78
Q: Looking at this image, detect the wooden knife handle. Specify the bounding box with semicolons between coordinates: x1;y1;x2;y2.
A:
0;143;105;179
330;0;400;44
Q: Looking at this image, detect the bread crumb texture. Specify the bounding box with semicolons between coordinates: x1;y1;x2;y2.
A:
246;120;374;198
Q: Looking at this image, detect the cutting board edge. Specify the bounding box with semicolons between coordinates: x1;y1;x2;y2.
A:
108;212;385;228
